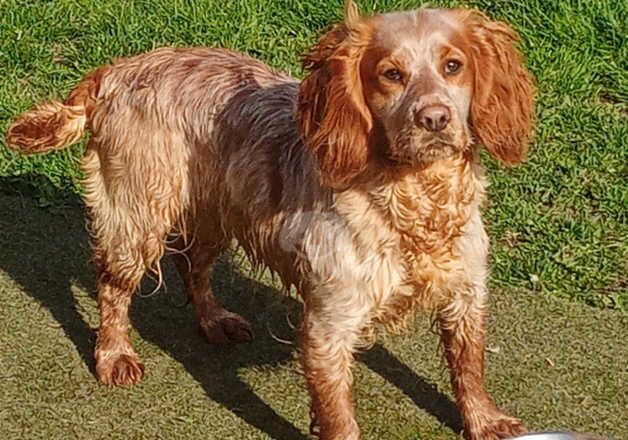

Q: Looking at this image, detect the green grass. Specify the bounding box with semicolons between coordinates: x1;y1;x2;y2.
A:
1;0;625;309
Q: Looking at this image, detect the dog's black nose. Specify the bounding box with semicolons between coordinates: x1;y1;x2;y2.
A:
415;105;451;132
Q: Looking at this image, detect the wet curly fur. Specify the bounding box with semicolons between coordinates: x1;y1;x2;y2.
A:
6;2;534;439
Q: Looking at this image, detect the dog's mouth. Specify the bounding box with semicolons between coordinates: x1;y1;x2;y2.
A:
378;117;472;167
387;135;468;165
419;138;467;158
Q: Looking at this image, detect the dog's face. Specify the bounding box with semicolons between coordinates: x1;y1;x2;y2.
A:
360;10;473;165
298;2;535;188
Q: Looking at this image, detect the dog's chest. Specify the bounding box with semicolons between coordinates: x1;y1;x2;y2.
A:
368;158;485;307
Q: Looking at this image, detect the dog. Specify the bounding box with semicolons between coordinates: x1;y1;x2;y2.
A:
6;1;535;439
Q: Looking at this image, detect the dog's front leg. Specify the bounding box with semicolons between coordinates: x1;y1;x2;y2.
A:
300;303;365;440
438;287;527;440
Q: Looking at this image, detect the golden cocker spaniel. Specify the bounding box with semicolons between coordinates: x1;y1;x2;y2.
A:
7;2;535;439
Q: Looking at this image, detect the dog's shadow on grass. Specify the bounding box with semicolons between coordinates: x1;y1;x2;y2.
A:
0;179;462;439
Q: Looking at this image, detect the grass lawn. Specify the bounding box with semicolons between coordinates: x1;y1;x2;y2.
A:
0;0;625;309
0;0;626;439
0;193;626;439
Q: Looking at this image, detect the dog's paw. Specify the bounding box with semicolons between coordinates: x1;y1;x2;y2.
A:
467;415;527;440
200;309;254;344
96;353;145;386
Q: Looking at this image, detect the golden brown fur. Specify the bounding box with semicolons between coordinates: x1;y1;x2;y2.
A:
6;2;535;439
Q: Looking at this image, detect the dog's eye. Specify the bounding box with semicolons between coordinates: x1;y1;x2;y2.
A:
383;68;403;82
444;59;463;75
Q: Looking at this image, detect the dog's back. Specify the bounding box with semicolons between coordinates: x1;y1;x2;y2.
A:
7;46;315;239
6;46;328;297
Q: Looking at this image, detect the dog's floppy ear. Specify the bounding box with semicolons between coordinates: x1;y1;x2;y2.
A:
465;11;536;165
298;0;372;189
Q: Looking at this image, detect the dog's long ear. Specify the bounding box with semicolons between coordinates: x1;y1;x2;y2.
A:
465;11;535;165
298;1;372;189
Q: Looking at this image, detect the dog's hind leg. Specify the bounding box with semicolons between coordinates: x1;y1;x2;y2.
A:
82;136;186;386
172;217;253;344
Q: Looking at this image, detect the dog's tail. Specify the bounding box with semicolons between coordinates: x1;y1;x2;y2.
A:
6;67;107;154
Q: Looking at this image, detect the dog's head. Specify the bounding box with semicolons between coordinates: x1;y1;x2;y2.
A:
298;1;535;188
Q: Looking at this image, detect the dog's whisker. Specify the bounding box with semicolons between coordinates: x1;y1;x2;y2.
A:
265;322;294;346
